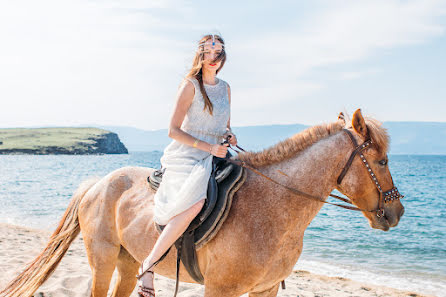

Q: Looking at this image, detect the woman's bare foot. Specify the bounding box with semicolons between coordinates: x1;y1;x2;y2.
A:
137;261;155;297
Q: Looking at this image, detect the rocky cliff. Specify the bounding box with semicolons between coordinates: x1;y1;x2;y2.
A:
0;128;128;155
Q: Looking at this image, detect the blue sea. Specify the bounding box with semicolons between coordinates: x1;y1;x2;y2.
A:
0;153;444;296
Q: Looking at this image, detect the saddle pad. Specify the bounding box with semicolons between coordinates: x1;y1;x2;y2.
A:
194;164;246;249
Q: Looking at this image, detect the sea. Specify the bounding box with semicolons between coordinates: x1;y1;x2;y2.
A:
0;153;444;296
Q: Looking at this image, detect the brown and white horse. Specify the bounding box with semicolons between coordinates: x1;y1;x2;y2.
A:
0;109;404;297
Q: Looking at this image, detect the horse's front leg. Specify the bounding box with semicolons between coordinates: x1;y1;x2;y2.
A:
248;283;280;297
203;283;247;297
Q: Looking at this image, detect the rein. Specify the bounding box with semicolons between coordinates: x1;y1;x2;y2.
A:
223;129;403;217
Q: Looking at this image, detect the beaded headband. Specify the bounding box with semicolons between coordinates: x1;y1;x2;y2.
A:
198;35;225;51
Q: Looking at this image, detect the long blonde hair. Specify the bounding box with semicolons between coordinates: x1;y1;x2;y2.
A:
186;34;226;115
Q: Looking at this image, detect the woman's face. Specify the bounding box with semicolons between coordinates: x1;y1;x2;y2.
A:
201;41;223;72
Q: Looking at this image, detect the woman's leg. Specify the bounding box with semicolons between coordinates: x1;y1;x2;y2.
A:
138;199;205;293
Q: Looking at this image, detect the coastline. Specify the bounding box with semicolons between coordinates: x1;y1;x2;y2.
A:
0;128;128;155
0;223;434;297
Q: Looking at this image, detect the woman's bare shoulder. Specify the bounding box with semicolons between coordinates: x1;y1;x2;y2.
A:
178;78;195;95
183;76;197;86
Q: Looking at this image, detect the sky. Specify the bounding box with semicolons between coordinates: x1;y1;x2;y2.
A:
0;0;445;130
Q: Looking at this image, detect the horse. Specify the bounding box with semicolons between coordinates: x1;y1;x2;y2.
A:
0;109;404;297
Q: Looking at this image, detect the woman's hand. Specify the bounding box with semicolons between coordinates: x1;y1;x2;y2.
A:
210;143;229;158
223;131;237;146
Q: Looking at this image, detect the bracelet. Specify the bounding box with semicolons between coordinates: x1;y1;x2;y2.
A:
209;144;213;154
193;139;200;148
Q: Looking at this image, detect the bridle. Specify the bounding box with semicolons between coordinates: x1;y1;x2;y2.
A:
224;129;404;218
335;129;404;217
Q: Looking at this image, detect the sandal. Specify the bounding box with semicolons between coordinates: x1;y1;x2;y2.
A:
135;246;171;297
136;263;156;297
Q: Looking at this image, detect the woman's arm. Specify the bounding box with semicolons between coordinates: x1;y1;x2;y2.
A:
226;84;231;131
224;84;237;145
167;79;228;157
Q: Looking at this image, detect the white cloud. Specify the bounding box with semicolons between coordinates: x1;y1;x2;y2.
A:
0;0;198;128
218;0;446;125
0;0;444;129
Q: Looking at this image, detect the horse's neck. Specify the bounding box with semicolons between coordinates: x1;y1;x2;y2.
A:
262;132;349;228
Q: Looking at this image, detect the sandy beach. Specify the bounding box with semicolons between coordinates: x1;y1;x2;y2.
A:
0;223;432;297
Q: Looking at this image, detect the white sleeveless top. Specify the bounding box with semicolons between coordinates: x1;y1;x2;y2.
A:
153;77;230;225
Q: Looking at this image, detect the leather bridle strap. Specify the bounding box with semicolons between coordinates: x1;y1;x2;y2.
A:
224;151;373;213
337;129;372;185
233;140;358;207
336;129;396;217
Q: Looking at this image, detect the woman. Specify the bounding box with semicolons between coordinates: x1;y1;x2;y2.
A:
136;34;237;297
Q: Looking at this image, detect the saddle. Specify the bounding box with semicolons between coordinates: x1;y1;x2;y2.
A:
147;151;246;288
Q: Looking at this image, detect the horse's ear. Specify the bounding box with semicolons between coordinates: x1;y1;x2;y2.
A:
352;109;368;138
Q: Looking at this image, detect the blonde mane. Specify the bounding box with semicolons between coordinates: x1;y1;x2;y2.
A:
237;118;389;167
363;117;390;155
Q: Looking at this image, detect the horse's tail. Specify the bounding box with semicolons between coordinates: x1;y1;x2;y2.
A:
0;177;100;297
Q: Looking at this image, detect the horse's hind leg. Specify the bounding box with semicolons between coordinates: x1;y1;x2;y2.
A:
110;247;139;297
248;283;280;297
84;236;120;297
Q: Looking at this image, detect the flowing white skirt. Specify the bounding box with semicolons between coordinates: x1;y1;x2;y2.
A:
153;130;223;225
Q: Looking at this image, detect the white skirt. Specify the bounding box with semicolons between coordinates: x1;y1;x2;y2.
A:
153;130;223;225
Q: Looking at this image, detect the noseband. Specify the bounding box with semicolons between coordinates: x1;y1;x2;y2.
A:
337;129;404;217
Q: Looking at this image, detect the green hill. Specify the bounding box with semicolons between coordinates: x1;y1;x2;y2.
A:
0;127;128;155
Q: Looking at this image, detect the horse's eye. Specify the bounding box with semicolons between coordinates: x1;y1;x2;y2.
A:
379;159;388;166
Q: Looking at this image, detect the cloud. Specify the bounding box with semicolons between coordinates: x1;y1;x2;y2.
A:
0;0;197;128
0;0;445;129
257;1;443;65
223;0;446;115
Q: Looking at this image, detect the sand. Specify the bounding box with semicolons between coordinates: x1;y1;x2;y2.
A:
0;223;433;297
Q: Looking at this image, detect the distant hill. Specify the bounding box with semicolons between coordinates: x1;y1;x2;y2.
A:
384;122;446;155
96;125;169;152
98;124;308;152
0;128;128;155
100;122;446;155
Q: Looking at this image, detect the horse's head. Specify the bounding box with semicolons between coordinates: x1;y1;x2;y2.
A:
336;109;404;231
